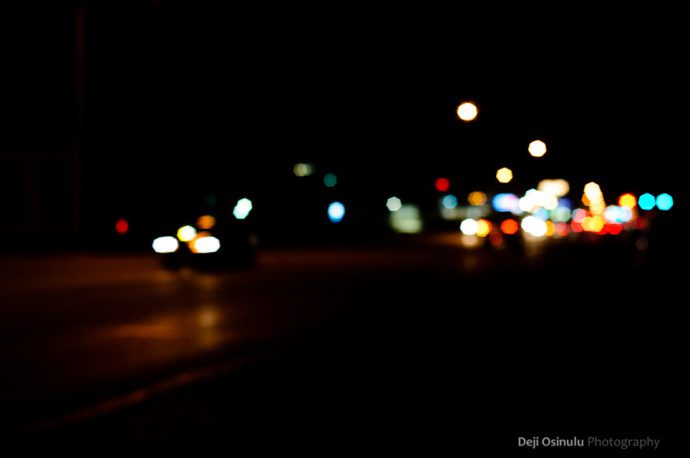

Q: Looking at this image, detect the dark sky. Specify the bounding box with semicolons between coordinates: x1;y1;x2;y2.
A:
2;3;687;228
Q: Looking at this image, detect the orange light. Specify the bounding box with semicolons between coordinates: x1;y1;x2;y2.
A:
545;221;555;237
197;215;216;230
500;219;519;235
468;191;487;206
619;193;637;208
115;218;129;235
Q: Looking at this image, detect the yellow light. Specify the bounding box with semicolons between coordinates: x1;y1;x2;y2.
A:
582;215;605;232
468;191;487;206
196;215;216;230
496;167;513;184
293;162;314;177
545;221;555;236
456;102;478;122
177;225;197;242
476;219;492;237
619;193;637;208
528;140;547;157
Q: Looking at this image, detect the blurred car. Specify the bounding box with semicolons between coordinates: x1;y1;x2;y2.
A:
152;215;257;270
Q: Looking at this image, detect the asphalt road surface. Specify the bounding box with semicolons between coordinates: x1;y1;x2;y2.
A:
0;234;684;453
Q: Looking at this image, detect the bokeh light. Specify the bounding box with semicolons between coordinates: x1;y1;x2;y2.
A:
293;163;314;177
460;219;478;236
521;216;547;237
618;193;637;208
177;225;197;242
152;236;179;254
442;194;458;209
656;193;674;211
197;215;216;230
582;215;605;233
496;167;513;184
389;204;423;233
538;179;569;197
386;196;402;212
327;202;346;223
115;218;128;235
476;219;492;237
638;193;656;211
323;173;338;188
435;177;450;192
492;193;520;213
456;102;478;122
500;219;519;235
190;236;221;254
468;191;487;206
528;140;547;158
233;198;253;220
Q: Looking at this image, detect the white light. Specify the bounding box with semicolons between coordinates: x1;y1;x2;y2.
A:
191;236;221;254
328;201;346;223
521;216;548;237
177;225;197;242
386;196;402;212
152;236;179;254
460;218;478;236
233;198;253;220
457;102;478;122
389;204;422;233
528;140;547;158
538;179;570;197
584;182;603;203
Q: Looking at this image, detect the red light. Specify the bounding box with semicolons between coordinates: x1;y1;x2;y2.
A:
115;218;129;235
570;221;583;233
555;222;570;237
607;223;623;235
500;219;519;235
435;177;450;192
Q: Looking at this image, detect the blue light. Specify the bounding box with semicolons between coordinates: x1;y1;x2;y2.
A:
638;193;656;211
558;198;573;210
656;193;674;211
327;202;345;223
533;207;550;221
442;194;458;209
492;193;519;213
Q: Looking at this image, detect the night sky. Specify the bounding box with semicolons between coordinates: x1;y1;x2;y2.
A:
2;3;686;240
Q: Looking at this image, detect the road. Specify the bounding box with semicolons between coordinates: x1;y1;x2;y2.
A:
0;234;684;452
